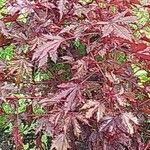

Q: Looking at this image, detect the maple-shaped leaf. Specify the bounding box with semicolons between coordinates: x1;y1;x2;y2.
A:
131;42;150;61
99;113;138;135
81;100;105;122
99;115;126;134
50;133;70;150
113;24;133;41
74;4;89;17
136;47;150;60
101;132;133;150
99;116;115;132
0;82;17;101
111;10;137;24
7;58;32;84
49;110;64;127
64;115;81;138
99;10;137;41
122;112;138;134
105;71;120;84
72;118;82;138
32;35;64;67
88;131;102;149
72;59;88;79
8;58;32;75
60;83;82;114
74;3;96;18
35;118;53;136
39;82;82;114
58;0;68;20
7;0;34;15
73;24;89;39
64;114;89;138
101;24;114;37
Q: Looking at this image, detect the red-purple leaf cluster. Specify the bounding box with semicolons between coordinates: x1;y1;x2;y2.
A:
0;0;150;149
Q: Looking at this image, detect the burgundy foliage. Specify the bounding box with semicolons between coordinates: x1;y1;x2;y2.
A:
0;0;150;149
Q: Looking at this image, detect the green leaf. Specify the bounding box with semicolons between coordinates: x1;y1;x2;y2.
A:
18;99;28;113
0;45;14;60
0;115;7;128
2;103;13;114
33;105;45;114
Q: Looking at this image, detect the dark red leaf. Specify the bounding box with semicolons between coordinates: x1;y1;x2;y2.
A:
0;0;149;149
12;127;23;148
2;12;19;23
131;42;148;52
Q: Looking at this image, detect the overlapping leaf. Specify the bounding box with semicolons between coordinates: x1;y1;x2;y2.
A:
32;35;64;67
39;82;81;114
72;59;88;79
81;100;105;122
131;42;150;60
50;133;70;150
0;0;149;149
35;118;53;136
58;0;68;20
122;112;138;134
99;113;138;135
7;0;34;14
7;58;32;84
64;114;89;138
0;82;17;101
100;10;137;41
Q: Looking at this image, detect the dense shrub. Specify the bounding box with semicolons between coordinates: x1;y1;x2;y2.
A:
0;0;150;149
